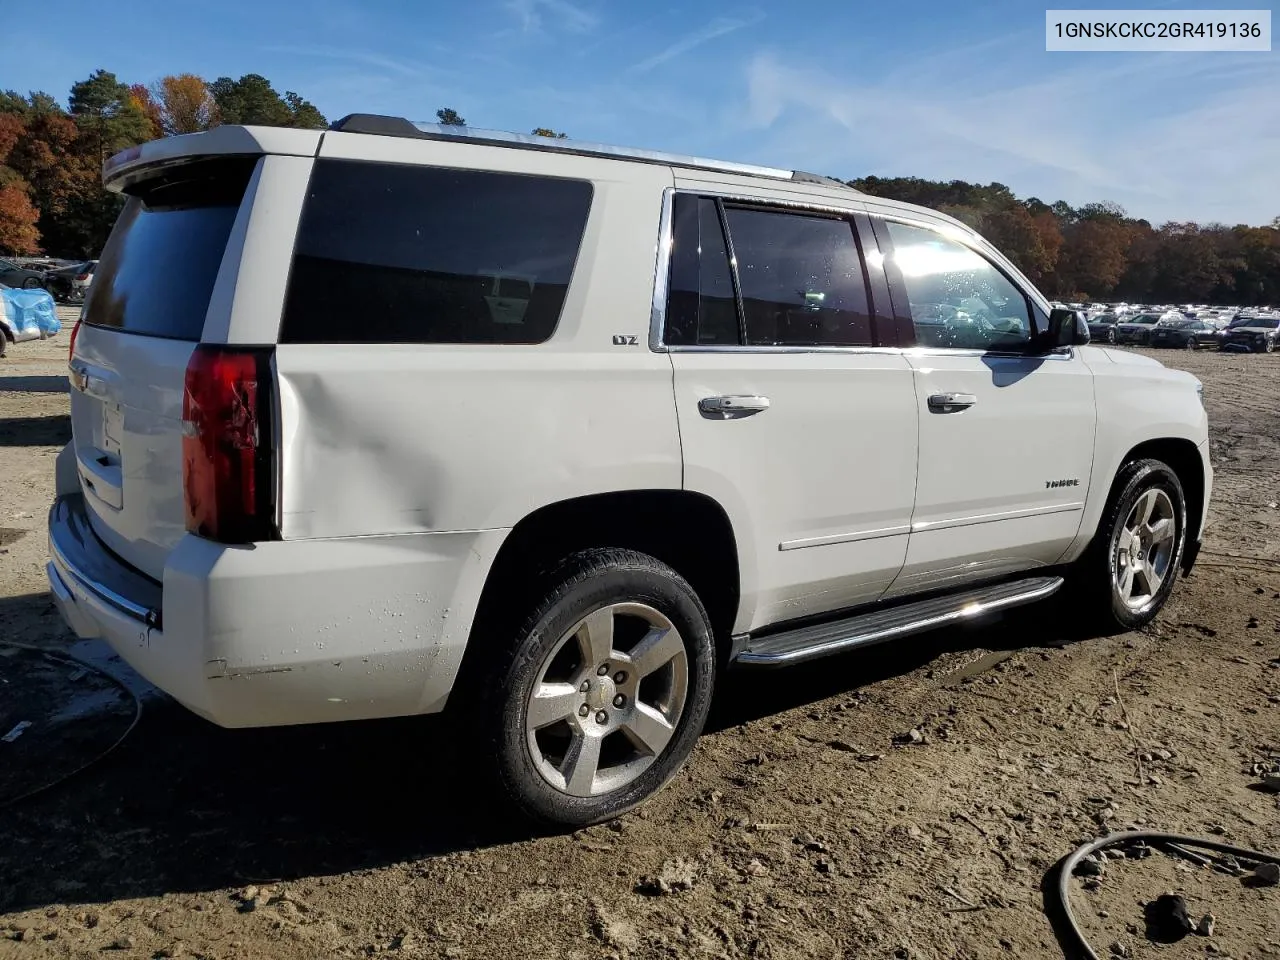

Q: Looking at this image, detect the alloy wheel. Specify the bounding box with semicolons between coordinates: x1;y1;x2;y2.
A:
1113;488;1176;613
525;602;689;797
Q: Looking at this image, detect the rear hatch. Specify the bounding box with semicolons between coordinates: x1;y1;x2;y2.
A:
69;157;257;581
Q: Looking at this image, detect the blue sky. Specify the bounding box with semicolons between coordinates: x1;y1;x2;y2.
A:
7;0;1278;224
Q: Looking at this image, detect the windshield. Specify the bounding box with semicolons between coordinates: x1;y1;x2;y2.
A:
1129;315;1160;325
1092;314;1117;323
1243;318;1280;329
1167;320;1197;329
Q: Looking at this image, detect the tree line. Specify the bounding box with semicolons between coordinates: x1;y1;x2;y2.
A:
850;177;1280;306
1;69;1275;306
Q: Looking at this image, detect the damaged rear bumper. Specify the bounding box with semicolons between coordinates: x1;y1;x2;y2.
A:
48;493;506;728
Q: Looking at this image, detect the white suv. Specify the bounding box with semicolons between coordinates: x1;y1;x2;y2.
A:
48;116;1211;826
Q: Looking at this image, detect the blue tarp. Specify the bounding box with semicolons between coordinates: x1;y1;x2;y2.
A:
0;286;60;339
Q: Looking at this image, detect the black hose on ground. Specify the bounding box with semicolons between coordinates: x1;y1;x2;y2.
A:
0;641;142;809
1054;830;1280;960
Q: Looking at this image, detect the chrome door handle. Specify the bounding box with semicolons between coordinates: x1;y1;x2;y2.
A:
927;392;977;413
698;395;771;419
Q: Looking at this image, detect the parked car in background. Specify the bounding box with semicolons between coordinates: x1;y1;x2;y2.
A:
44;260;97;304
1149;319;1220;350
0;257;46;289
1088;312;1121;343
1219;316;1280;353
1113;313;1163;345
0;282;60;356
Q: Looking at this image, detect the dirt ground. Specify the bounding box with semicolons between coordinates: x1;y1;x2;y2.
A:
1;327;1278;960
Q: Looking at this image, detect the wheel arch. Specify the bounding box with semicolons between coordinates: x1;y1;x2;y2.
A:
1118;438;1205;550
465;489;743;664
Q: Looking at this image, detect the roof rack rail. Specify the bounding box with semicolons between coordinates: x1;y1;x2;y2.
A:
328;114;857;190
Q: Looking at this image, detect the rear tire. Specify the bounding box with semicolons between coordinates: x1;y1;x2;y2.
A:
1265;340;1275;354
1069;459;1185;632
471;548;716;827
1107;329;1117;344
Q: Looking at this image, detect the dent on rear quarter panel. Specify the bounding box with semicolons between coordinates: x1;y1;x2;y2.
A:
272;164;682;540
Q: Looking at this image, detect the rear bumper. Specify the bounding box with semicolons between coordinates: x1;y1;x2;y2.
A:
48;494;506;728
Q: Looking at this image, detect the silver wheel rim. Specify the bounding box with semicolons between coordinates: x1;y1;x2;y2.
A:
1113;488;1177;612
525;602;689;798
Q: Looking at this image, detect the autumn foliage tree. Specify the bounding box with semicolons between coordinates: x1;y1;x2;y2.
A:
0;112;40;252
0;68;329;258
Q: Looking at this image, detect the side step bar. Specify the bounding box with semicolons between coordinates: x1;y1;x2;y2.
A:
732;576;1064;668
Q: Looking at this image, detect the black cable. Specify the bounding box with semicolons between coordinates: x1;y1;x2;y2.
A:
0;641;142;809
1055;830;1280;960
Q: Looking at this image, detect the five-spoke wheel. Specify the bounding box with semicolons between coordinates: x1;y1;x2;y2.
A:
526;602;688;797
1112;487;1177;613
479;548;715;827
1071;457;1186;630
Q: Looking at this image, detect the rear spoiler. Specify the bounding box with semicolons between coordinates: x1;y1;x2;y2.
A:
103;126;322;192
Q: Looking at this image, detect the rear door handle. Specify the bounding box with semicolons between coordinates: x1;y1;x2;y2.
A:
698;395;771;419
927;392;977;413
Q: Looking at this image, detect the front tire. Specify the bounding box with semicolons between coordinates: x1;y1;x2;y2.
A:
476;548;716;827
1107;329;1117;344
21;277;41;289
1071;459;1185;632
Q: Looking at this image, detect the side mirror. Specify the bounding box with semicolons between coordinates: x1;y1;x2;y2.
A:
1044;308;1090;350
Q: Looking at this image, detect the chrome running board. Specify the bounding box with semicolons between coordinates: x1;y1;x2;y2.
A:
732;576;1064;668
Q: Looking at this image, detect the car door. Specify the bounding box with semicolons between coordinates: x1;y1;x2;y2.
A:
662;192;919;633
867;216;1097;598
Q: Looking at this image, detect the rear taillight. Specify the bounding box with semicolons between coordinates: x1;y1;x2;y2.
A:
68;319;81;361
75;273;90;282
181;345;275;544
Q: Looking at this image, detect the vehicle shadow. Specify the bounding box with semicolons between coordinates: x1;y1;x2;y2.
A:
0;414;71;447
710;596;1093;731
0;375;69;394
0;591;1103;916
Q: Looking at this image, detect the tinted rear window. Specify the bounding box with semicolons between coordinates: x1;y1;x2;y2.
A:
280;160;593;345
84;158;255;340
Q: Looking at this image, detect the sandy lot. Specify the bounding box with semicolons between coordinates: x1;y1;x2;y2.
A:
1;327;1278;960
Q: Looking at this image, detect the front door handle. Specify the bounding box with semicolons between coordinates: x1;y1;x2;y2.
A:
927;392;977;413
698;395;771;419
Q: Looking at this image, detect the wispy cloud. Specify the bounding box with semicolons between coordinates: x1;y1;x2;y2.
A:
262;45;437;79
739;48;1280;225
506;0;598;34
629;14;764;74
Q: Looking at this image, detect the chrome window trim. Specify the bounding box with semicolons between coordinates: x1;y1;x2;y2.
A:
648;186;676;352
674;183;866;218
648;187;1071;362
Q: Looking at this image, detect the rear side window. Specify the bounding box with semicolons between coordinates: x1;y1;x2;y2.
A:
723;207;872;347
665;195;739;345
281;160;593;344
84;158;256;340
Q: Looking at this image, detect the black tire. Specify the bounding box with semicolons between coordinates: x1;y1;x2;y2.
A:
1264;340;1275;354
473;548;715;827
0;334;7;358
21;277;40;289
1183;337;1197;351
1107;329;1116;344
1070;459;1185;632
